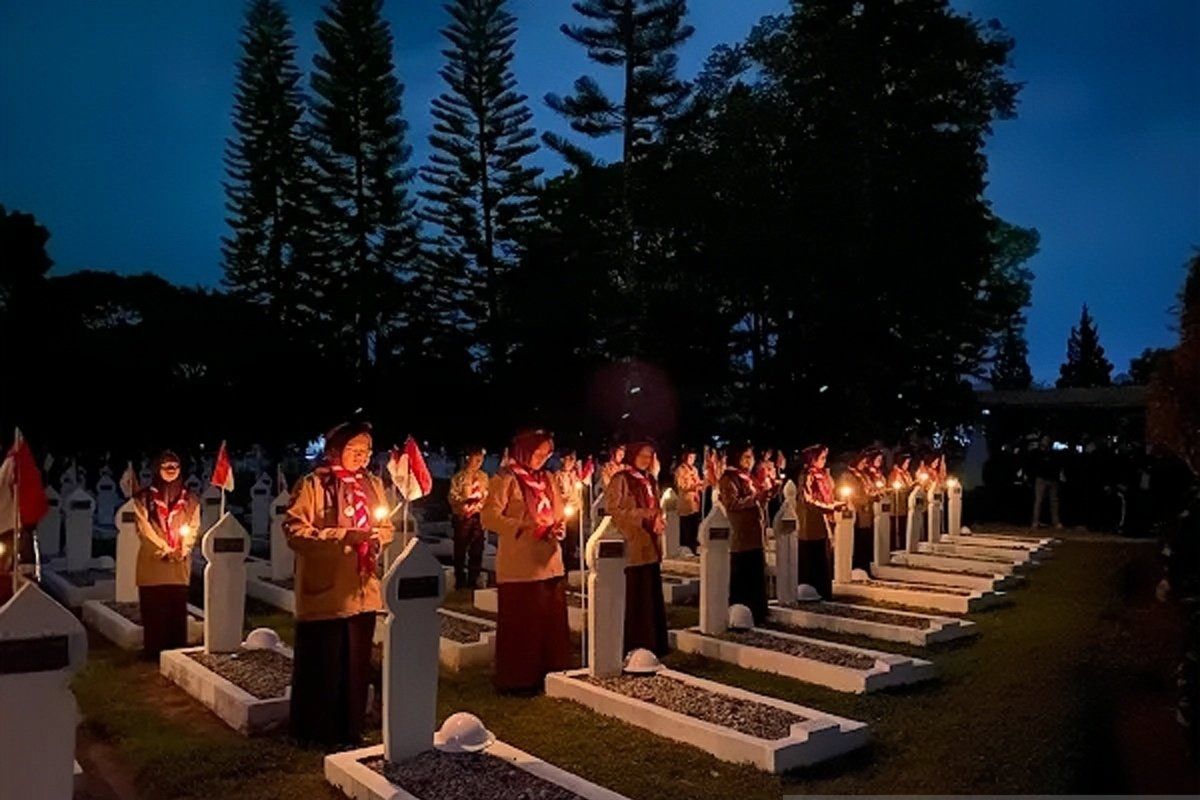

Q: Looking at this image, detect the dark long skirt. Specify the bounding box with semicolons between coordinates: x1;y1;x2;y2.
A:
729;548;768;625
494;576;571;693
853;525;874;570
452;513;485;589
624;562;669;656
138;584;189;656
562;514;582;570
679;512;701;554
290;612;376;747
890;514;906;551
797;538;833;600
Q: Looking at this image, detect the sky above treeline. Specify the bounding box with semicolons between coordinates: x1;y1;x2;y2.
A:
1;0;1197;381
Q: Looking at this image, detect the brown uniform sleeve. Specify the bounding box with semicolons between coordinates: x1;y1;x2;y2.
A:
719;474;759;512
481;473;523;539
132;497;170;555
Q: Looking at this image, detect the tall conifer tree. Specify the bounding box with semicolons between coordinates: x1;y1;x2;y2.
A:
308;0;420;384
1057;304;1113;388
420;0;542;374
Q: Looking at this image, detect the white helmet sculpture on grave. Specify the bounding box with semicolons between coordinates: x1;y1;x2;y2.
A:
727;603;755;631
796;583;822;602
851;568;870;582
622;648;662;675
243;628;283;651
434;712;496;753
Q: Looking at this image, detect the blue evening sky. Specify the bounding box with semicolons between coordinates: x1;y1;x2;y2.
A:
1;0;1196;380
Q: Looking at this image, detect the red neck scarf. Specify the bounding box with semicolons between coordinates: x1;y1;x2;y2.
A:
331;465;374;574
150;486;190;549
808;467;834;504
510;463;556;537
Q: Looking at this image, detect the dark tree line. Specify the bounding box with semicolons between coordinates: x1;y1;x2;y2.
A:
5;0;1063;457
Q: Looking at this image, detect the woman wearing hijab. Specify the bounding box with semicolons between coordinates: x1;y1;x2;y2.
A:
799;444;841;599
843;451;879;570
606;440;670;655
553;449;584;570
283;421;394;747
718;443;777;624
888;452;915;549
132;450;199;656
673;446;703;555
482;429;570;693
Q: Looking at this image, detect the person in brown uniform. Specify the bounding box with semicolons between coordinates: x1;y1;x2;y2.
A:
553;449;584;569
843;451;879;570
606;440;669;655
887;452;915;549
283;421;394;747
481;429;570;694
448;445;489;590
799;444;841;599
132;450;199;656
719;443;777;624
673;446;703;555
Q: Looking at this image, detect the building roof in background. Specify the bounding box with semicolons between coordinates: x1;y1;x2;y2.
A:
976;386;1148;410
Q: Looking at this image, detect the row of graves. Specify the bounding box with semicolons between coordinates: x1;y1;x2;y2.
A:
11;471;1056;799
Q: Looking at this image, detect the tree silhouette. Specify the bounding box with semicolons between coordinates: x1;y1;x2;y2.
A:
991;321;1034;390
1057;304;1113;388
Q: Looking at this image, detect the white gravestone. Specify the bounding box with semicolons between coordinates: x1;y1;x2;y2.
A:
771;481;800;605
63;488;95;573
905;488;927;555
873;498;892;567
95;475;119;527
114;499;140;604
59;468;77;499
385;505;419;570
661;489;681;559
698;501;732;636
946;480;963;536
832;506;856;585
382;538;446;763
36;487;62;559
585;518;626;677
250;475;272;540
200;514;250;654
200;484;223;535
0;583;88;800
927;488;944;544
269;489;293;582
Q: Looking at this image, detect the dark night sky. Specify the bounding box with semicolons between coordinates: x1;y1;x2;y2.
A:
2;1;1197;381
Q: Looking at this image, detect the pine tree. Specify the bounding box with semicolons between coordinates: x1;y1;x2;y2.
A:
990;319;1033;390
1057;304;1113;388
221;0;309;325
420;0;542;374
545;0;694;252
308;0;420;384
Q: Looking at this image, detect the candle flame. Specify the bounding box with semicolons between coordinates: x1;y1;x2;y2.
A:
564;503;577;518
373;505;388;522
838;485;852;499
892;480;902;491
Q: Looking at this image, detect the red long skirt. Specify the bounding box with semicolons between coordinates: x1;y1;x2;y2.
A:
494;576;571;693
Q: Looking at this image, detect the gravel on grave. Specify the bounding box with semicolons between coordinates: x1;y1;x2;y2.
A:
862;578;974;595
714;629;879;670
187;648;292;699
894;563;997;578
579;673;805;739
364;751;585;800
778;600;932;629
102;600;143;624
61;568;114;587
438;612;493;644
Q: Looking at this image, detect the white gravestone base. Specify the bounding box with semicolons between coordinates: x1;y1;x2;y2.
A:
871;562;1020;592
544;667;868;773
82;600;204;651
245;576;296;613
40;562;115;608
888;549;1024;576
436;609;496;672
158;641;292;735
767;601;977;647
325;739;632;800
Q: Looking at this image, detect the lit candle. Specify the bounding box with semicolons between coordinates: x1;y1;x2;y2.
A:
838;485;852;500
373;505;389;523
892;480;902;491
180;524;192;540
564;503;577;518
946;477;959;488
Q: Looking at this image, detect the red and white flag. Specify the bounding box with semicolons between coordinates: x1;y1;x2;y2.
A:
0;429;49;529
578;456;595;483
209;441;234;492
387;436;432;502
119;461;138;498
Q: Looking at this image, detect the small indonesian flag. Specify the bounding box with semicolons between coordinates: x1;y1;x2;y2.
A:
0;428;49;529
578;456;595;482
210;441;234;492
119;461;138;498
387;436;433;502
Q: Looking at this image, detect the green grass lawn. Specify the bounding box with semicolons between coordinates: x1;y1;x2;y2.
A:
72;534;1197;799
